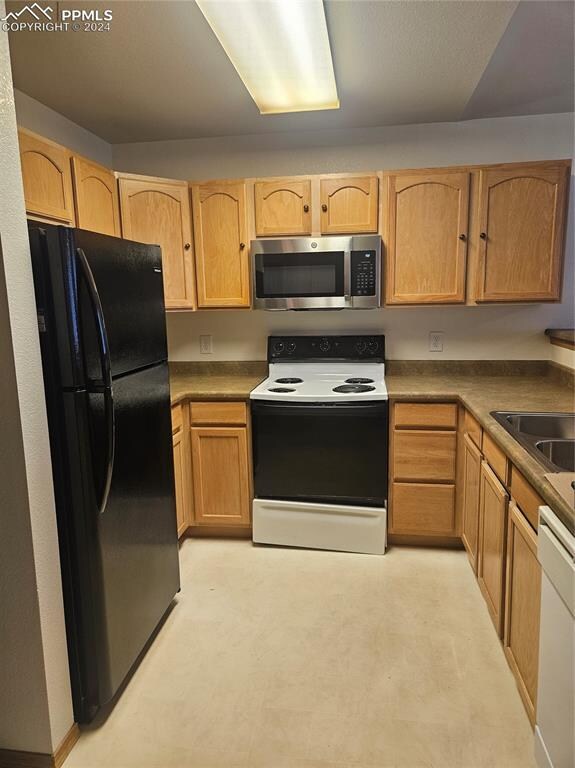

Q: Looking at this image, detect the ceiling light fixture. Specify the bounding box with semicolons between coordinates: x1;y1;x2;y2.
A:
196;0;339;115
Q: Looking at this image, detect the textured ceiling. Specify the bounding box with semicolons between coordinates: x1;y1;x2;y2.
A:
7;0;574;144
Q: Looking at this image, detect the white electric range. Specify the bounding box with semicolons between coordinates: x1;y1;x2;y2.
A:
250;335;389;555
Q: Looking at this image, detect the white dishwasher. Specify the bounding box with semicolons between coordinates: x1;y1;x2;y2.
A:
535;505;575;768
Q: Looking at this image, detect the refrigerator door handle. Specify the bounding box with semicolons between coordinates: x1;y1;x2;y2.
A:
76;247;115;513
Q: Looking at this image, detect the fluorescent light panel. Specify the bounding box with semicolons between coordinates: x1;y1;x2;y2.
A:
196;0;339;114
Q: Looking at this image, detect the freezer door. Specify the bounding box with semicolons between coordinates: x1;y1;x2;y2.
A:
74;228;167;379
88;361;180;704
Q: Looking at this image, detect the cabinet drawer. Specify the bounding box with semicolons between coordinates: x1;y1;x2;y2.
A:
190;401;248;426
483;432;509;485
510;467;543;531
171;403;183;434
394;403;458;430
464;410;482;448
392;482;456;535
393;430;457;481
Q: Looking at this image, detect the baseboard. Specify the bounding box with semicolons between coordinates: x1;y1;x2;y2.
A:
185;524;252;539
0;724;79;768
387;533;464;548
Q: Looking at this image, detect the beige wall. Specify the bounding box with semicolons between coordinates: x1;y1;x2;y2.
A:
14;88;113;166
0;12;74;754
111;112;574;365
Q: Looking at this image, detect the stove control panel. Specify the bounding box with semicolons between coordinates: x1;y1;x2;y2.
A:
351;250;377;296
268;334;385;362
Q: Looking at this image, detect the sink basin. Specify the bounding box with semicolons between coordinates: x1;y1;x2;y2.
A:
491;411;575;472
535;440;575;472
504;413;575;440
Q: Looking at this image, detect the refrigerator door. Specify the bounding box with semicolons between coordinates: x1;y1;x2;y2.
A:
74;228;167;379
88;361;180;704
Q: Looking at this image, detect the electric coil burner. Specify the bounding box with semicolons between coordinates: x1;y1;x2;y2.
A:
250;335;388;555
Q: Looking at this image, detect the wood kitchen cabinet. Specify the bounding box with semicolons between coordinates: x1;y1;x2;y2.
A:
475;162;569;302
504;502;541;726
477;460;509;636
385;170;469;304
389;402;459;539
118;173;196;310
254;178;312;236
72;156;121;237
461;433;482;573
189;402;251;527
191;181;250;308
18;128;76;225
171;404;192;538
319;175;379;234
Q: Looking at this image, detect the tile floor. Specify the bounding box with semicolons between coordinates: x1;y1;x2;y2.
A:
66;540;536;768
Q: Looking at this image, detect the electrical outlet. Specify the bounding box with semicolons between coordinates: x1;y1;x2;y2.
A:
429;331;444;353
199;334;213;354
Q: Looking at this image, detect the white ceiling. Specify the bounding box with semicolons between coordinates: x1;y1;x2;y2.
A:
7;0;574;144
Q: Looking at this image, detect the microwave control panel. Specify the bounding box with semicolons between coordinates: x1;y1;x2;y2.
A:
351;251;377;296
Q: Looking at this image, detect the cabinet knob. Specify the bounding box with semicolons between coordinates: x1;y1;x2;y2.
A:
322;204;328;212
303;204;309;213
459;234;466;241
184;242;191;250
480;232;487;240
240;242;246;250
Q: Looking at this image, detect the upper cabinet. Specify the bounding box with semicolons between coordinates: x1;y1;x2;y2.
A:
118;174;196;310
191;181;250;308
254;179;311;236
475;162;569;302
18;128;76;225
320;175;379;234
385;170;469;305
72;156;121;237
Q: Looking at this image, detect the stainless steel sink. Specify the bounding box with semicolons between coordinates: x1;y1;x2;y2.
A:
535;440;575;472
491;411;575;472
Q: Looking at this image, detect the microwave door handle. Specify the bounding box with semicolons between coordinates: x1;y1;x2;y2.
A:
76;247;115;513
344;249;352;306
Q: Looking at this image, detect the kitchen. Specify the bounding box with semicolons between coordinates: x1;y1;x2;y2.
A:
0;1;574;767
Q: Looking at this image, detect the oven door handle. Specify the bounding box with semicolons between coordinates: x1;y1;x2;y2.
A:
251;401;389;417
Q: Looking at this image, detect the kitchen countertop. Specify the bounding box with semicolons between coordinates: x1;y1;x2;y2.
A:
170;359;574;534
169;361;267;405
385;361;575;534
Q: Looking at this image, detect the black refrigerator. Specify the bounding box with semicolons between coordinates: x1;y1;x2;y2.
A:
28;223;180;723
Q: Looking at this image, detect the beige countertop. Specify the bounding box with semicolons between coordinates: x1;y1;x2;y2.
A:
170;359;574;533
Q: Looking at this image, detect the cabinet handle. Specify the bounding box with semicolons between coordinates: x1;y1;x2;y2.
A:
184;242;191;250
240;242;246;250
303;204;309;213
480;232;487;240
322;204;328;212
459;234;466;241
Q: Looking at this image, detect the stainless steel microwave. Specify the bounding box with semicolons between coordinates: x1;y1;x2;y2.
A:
251;235;382;310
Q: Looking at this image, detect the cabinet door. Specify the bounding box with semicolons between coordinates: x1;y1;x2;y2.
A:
461;433;482;573
504;502;541;726
172;428;189;538
478;460;509;636
476;163;569;302
191;426;250;525
191;181;250;308
386;171;469;304
254;179;311;236
118;176;195;310
72;156;121;237
18;129;75;224
320;175;378;234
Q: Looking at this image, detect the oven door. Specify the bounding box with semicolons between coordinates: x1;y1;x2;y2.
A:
253;248;350;310
252;401;388;506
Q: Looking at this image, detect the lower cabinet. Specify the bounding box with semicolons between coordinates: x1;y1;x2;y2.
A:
171;403;192;538
461;432;482;572
477;460;509;636
189;401;252;529
504;502;542;726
